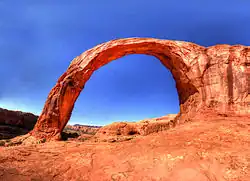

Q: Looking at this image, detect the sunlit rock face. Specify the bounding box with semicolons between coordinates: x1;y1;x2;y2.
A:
30;38;250;140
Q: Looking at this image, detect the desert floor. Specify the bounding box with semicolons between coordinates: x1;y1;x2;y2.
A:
1;116;250;181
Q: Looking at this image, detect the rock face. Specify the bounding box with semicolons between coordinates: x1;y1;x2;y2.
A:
31;38;250;140
0;108;38;139
94;114;177;142
96;114;177;137
64;124;101;134
62;124;101;141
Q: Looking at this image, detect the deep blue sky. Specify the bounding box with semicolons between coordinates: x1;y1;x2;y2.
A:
0;1;250;126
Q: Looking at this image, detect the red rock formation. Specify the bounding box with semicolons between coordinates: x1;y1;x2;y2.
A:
30;38;250;140
0;108;38;139
65;125;100;132
95;114;177;142
64;125;101;134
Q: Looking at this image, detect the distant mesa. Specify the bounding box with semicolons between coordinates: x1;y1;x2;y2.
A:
72;124;102;128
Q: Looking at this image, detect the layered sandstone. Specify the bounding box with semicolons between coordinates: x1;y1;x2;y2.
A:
30;38;250;140
62;124;101;141
96;114;177;136
64;124;101;134
94;114;177;142
0;108;38;139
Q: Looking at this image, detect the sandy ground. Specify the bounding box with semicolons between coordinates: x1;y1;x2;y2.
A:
0;116;250;181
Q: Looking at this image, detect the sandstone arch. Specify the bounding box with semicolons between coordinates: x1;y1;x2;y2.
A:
31;38;250;140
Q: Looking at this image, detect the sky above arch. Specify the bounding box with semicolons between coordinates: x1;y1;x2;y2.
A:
0;0;250;126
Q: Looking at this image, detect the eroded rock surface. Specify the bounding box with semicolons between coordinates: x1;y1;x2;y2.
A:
31;38;250;140
1;116;250;181
0;108;38;139
95;114;177;142
64;124;101;134
62;124;101;141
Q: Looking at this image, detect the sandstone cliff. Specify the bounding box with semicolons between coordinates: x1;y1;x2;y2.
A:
0;107;38;139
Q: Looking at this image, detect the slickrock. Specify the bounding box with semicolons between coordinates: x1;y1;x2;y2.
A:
29;38;250;140
1;116;250;180
95;114;177;141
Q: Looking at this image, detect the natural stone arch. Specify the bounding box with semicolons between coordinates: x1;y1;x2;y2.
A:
30;38;250;140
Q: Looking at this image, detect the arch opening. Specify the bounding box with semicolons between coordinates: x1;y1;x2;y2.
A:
68;54;179;126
